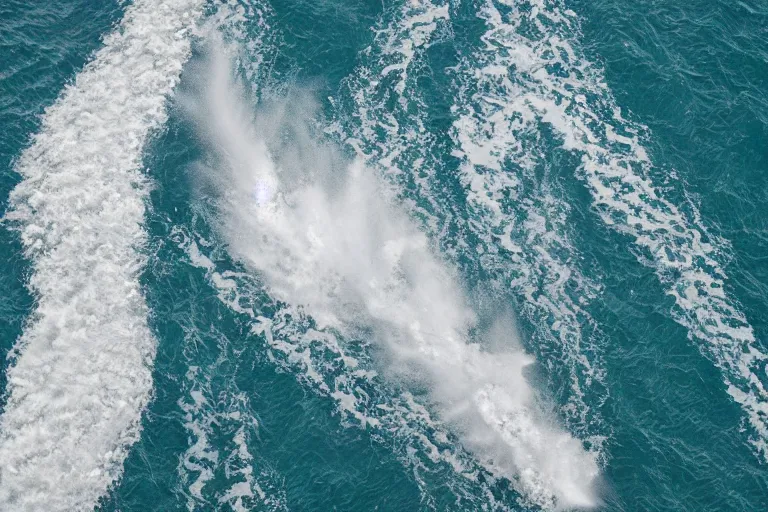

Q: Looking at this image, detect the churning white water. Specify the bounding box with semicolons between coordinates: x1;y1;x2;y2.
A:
187;47;600;509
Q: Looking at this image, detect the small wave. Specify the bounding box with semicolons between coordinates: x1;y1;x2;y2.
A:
0;0;204;509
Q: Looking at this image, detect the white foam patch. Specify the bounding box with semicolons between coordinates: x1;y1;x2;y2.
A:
465;0;768;458
0;0;203;509
178;364;287;512
187;47;599;509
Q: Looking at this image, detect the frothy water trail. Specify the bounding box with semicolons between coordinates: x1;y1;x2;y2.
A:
337;0;607;477
465;0;768;457
179;9;494;509
187;45;599;509
0;0;203;509
182;9;505;509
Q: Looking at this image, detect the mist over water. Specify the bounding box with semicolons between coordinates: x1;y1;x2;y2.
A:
185;46;600;509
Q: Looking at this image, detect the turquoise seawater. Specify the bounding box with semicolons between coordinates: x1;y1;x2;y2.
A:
0;0;766;511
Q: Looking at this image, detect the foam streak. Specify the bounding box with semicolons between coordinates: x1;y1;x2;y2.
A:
0;1;203;509
466;0;768;457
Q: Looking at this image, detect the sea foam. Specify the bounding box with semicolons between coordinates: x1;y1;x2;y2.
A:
463;0;768;458
0;0;203;509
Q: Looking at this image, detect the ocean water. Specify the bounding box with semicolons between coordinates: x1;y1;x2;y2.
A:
0;0;766;510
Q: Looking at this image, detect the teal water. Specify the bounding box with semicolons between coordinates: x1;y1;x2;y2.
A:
0;0;766;511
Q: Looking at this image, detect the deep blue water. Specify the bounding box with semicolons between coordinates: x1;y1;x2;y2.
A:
0;0;766;511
